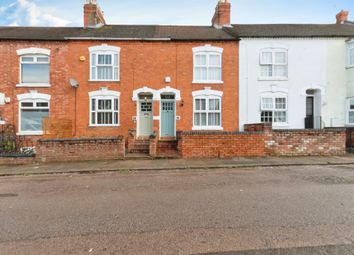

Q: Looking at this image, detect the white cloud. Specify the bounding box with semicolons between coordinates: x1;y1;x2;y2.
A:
0;0;78;27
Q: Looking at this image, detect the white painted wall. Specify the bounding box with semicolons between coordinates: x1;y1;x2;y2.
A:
325;40;347;127
239;38;347;130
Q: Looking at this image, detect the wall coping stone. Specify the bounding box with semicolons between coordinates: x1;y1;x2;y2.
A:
0;154;35;158
39;136;124;143
272;128;345;133
179;131;264;135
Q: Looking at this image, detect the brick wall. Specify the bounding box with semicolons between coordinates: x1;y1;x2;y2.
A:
69;40;239;138
0;40;239;141
36;137;125;163
0;156;35;165
178;131;266;158
177;125;346;159
266;128;346;156
244;123;269;132
0;41;74;135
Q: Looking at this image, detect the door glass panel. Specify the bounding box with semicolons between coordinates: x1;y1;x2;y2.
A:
140;102;152;112
306;97;314;116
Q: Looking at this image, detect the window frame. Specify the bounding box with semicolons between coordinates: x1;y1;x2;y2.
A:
347;42;354;68
89;89;120;127
259;48;288;80
17;95;50;136
192;88;223;131
347;98;354;125
192;45;223;84
260;95;288;126
16;48;51;87
89;45;121;82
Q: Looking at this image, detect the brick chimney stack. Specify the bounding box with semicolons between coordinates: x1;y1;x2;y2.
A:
84;0;106;28
212;0;231;29
336;10;349;24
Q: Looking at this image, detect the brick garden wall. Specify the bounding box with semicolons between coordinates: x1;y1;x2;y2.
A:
36;137;125;163
178;131;266;158
177;125;346;159
266;129;346;156
0;156;35;165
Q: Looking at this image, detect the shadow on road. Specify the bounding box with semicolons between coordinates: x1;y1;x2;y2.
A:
195;244;354;255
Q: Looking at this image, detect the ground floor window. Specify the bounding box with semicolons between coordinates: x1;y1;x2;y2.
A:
347;98;354;124
260;96;287;125
89;89;120;127
90;97;119;126
193;89;223;130
20;101;49;133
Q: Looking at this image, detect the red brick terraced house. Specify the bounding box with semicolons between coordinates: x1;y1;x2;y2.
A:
0;0;239;157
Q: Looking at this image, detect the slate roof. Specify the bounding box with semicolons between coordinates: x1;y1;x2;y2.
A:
0;25;236;41
1;23;354;41
225;24;354;38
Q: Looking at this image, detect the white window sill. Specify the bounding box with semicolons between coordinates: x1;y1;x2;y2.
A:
16;83;51;88
88;80;120;82
192;80;224;84
346;65;354;69
17;131;44;136
258;77;288;81
192;126;224;131
0;121;5;125
89;124;120;127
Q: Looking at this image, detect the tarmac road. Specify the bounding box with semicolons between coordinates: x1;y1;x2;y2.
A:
1;165;354;254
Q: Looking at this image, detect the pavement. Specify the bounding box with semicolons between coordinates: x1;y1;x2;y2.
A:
1;154;354;176
1;165;354;254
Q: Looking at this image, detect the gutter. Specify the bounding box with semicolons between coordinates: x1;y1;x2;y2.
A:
64;37;238;41
64;37;172;41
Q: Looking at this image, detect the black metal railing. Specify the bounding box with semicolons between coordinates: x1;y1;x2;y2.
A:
305;117;314;129
347;128;354;153
0;125;35;157
305;116;322;129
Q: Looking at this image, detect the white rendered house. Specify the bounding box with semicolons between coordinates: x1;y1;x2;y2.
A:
226;13;354;130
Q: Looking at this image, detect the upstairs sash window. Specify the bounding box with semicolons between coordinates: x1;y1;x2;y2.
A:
89;45;120;81
21;55;50;84
260;49;288;79
193;45;223;83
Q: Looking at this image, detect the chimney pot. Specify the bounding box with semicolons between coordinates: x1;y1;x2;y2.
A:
212;0;231;29
336;10;349;24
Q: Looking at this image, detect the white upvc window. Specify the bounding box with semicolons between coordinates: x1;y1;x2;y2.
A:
89;89;120;127
192;88;223;130
260;49;288;79
260;96;288;125
193;45;223;84
16;48;51;87
17;92;51;136
348;42;354;68
89;45;120;81
347;98;354;125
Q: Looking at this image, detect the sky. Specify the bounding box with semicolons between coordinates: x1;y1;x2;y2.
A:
0;0;354;27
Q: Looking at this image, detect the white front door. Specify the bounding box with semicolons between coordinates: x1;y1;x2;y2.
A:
138;100;153;137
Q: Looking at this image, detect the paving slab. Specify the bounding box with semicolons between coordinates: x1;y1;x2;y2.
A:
1;154;354;176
